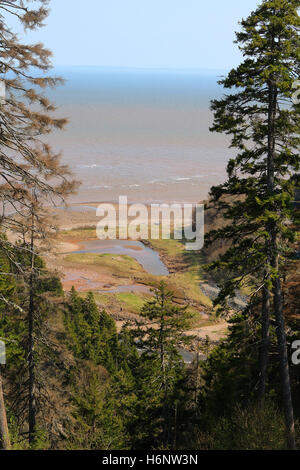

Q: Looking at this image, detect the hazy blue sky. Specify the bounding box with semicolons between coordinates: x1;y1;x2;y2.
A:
15;0;260;69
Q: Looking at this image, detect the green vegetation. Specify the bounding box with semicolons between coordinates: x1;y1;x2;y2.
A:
93;290;150;315
147;237;185;259
62;284;198;449
115;292;149;313
0;0;299;452
61;237;213;311
90;290;211;328
65;252;151;279
59;226;98;241
205;0;300;449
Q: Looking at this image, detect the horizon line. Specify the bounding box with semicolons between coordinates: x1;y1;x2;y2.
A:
51;64;230;73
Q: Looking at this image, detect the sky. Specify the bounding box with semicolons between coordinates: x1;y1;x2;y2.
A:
13;0;260;70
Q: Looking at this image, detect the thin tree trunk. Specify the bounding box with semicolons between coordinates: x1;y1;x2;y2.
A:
267;61;296;448
272;249;296;450
173;403;177;450
0;367;10;450
159;313;169;444
258;284;270;402
28;212;36;445
194;338;200;404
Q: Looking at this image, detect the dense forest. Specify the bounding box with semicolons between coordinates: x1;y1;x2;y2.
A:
0;0;299;451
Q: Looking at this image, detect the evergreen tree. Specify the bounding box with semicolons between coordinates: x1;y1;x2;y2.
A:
69;362;127;450
64;290;119;372
64;290;137;449
0;235;63;448
0;1;75;233
207;0;299;449
130;282;192;448
6;245;64;446
0;1;76;445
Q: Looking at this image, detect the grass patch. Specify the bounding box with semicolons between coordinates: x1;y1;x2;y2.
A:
115;292;148;313
58;227;97;240
148;237;185;260
84;290;150;315
64;253;152;280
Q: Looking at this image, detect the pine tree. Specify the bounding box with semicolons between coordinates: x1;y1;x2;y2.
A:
2;235;65;446
0;1;76;221
0;2;76;444
64;290;134;449
64;290;119;373
69;362;127;450
131;282;192;448
207;0;299;449
12;197;61;445
0;0;76;297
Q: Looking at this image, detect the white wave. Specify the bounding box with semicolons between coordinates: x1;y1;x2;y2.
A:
87;185;112;189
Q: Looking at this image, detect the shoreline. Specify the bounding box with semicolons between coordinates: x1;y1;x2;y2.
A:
48;198;204;233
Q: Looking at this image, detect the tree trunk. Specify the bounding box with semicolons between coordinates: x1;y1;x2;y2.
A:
28;214;36;445
258;284;270;402
159;314;169;444
194;338;201;404
272;249;296;450
0;368;10;450
267;66;296;449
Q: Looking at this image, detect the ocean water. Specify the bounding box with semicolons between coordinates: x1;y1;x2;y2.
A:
46;67;233;204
